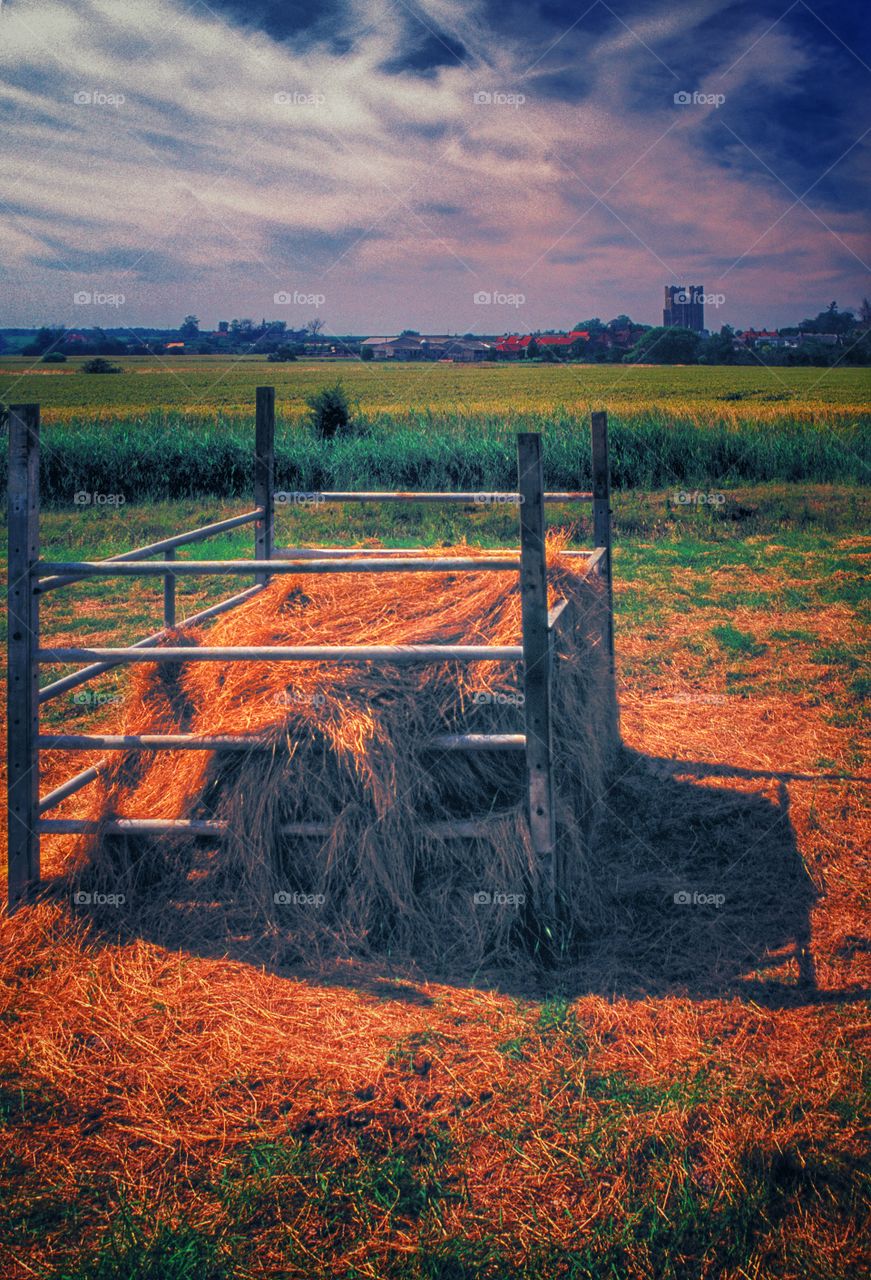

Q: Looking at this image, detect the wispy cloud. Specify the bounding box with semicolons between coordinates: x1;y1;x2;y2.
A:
1;0;868;329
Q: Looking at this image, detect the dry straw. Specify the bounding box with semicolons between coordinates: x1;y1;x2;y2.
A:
70;540;618;968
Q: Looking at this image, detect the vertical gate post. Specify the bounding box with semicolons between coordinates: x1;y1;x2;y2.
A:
254;386;275;585
7;404;40;909
517;433;556;917
591;411;614;667
163;545;176;628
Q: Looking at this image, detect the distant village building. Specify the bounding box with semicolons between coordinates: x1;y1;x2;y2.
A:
736;330;802;349
663;285;705;332
496;330;589;358
361;335;494;361
495;334;534;359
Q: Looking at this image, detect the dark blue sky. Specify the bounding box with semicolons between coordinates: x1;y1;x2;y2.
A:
2;0;869;329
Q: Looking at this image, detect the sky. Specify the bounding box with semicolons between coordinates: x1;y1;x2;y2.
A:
1;0;870;334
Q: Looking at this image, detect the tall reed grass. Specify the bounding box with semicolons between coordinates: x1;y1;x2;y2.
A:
4;408;867;504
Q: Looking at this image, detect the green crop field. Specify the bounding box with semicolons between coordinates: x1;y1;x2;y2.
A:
0;355;868;419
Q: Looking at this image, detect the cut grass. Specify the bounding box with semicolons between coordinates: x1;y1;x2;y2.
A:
0;482;867;1279
710;624;768;658
49;1212;230;1280
11;1049;865;1279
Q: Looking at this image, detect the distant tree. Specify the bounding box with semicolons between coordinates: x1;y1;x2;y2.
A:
842;329;871;363
22;326;65;356
574;318;605;334
307;318;325;338
606;315;633;331
180;315;199;339
525;338;539;359
698;325;738;365
399;329;420;336
81;357;122;374
799;302;854;335
41;351;67;363
217;320;230;334
859;297;871;326
539;344;559;362
360;345;374;361
784;340;837;367
85;328;127;356
266;345;299;362
625;326;701;364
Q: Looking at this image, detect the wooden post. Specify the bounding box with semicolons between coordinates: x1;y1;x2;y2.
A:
254;386;275;586
517;433;556;916
7;404;40;909
591;411;614;666
163;545;176;628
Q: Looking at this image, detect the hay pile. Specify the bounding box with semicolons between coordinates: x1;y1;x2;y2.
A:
73;542;618;968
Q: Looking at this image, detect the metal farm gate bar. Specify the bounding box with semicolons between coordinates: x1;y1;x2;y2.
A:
6;389;614;915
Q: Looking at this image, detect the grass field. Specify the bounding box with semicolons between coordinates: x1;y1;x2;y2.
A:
2;356;868;420
1;366;869;1277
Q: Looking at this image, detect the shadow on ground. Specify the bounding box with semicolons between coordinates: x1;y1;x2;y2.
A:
46;748;867;1009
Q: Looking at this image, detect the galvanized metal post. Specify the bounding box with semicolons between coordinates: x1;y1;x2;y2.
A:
254;387;275;585
517;432;556;916
591;411;614;666
7;404;40;909
163;545;176;628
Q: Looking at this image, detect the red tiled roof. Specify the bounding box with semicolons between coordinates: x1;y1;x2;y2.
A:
536;330;589;346
496;330;589;351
